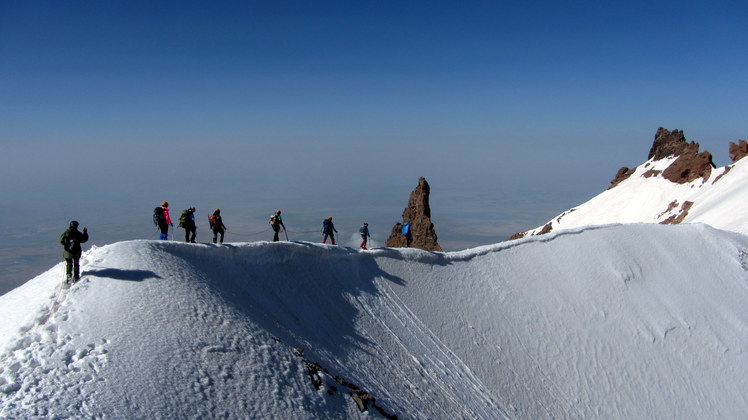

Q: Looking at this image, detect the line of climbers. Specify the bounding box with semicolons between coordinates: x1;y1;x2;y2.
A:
153;202;227;244
60;204;373;285
151;202;372;249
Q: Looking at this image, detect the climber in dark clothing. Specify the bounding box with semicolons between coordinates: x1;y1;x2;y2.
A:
269;209;286;242
60;221;89;283
209;209;227;244
322;216;337;245
180;207;197;243
359;222;370;250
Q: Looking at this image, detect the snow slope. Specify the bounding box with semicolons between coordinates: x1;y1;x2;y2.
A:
2;224;748;419
523;155;748;237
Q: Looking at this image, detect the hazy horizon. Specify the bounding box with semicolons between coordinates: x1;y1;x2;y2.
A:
2;1;747;293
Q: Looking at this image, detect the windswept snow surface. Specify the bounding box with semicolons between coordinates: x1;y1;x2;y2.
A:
525;156;748;237
2;224;748;419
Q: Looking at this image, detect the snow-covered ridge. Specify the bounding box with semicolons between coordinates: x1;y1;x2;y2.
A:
2;224;748;419
521;152;748;237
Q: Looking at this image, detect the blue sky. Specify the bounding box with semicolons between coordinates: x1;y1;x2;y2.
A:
1;1;747;291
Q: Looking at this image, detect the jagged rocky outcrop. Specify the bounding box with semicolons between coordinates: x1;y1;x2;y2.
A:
729;140;748;163
647;127;697;161
652;127;714;184
609;127;714;188
385;177;442;252
513;126;744;241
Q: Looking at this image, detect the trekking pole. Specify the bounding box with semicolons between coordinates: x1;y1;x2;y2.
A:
284;228;289;241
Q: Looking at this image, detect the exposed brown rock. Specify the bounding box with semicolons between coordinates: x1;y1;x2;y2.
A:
507;232;526;241
609;167;636;189
507;126;732;241
657;201;679;218
648;127;699;161
713;165;733;184
646;127;714;183
662;150;714;183
385;177;442;251
537;223;553;235
294;345;397;419
306;361;323;390
729;140;748;163
508;214;564;240
660;201;694;225
642;169;661;178
612;127;716;188
350;392;374;412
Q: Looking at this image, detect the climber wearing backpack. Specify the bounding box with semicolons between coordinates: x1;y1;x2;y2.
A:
60;221;89;284
359;222;370;250
402;221;412;247
209;209;227;244
179;207;197;243
153;201;173;240
269;209;286;242
321;216;337;245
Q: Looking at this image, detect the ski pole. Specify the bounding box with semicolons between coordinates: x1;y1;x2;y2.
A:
284;228;288;241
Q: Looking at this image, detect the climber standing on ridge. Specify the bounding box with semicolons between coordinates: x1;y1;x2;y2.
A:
322;216;337;245
154;201;173;240
60;221;89;284
269;209;286;242
359;222;371;250
179;207;197;243
209;208;227;244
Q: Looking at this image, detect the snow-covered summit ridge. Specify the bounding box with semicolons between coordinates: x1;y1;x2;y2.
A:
518;128;748;238
2;223;748;419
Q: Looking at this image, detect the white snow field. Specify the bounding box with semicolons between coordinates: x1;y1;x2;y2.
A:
2;223;748;419
524;154;748;237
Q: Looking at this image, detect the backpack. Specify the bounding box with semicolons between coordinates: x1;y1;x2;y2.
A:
153;207;165;226
60;231;76;251
401;222;411;236
65;235;76;251
269;215;276;225
322;219;331;233
179;210;189;228
359;225;366;235
209;215;216;229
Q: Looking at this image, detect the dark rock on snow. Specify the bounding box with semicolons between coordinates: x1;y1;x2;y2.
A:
608;167;636;190
515;126;742;240
662;149;714;184
507;232;526;241
385;177;442;252
648;127;698;161
660;201;694;225
609;127;714;189
729;140;748;163
650;127;714;184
